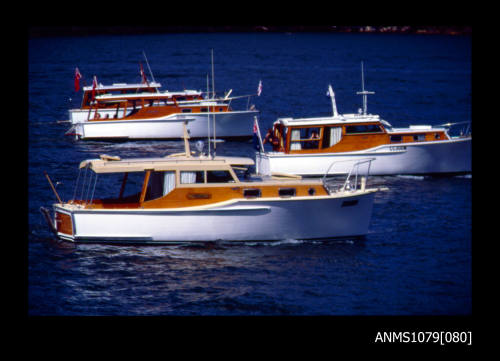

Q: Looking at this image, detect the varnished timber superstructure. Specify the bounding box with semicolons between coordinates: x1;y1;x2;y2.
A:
69;82;203;121
66;80;259;140
256;82;471;176
42;139;382;243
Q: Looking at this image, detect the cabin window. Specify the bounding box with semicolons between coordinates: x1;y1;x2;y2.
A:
278;188;296;197
163;172;176;195
290;127;321;150
176;97;186;101
322;126;342;148
308;188;316;196
434;133;441;140
201;108;208;112
103;172;146;202
413;134;426;141
145;171;164;200
232;167;251;181
390;135;402;142
206;170;235;183
345;124;383;134
144;171;176;201
181;108;192;113
218;108;224;112
290;129;302;150
243;189;261;198
180;171;204;184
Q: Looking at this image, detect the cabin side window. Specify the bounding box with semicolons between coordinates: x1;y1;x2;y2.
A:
243;189;261;198
278;188;296;197
390;135;402;143
322;126;342;148
102;171;149;202
290;127;321;150
206;170;235;183
180;171;205;184
413;134;426;141
145;171;176;201
181;108;192;113
345;124;383;134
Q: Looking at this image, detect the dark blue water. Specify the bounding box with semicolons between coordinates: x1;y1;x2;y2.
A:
28;32;471;316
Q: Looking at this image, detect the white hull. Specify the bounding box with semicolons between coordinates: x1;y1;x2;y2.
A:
256;137;471;176
69;110;259;140
53;192;375;244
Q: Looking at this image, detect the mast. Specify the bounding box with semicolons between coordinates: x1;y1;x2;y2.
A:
356;61;375;115
206;73;211;157
211;49;216;156
143;51;159;93
211;49;215;100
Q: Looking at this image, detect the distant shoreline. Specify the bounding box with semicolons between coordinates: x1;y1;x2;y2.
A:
29;26;471;38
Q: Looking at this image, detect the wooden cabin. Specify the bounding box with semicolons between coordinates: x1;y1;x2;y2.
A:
71;155;329;212
268;115;450;154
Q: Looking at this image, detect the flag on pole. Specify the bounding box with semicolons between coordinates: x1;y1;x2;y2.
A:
253;116;264;151
91;76;98;101
257;80;262;96
74;67;82;92
253;119;260;151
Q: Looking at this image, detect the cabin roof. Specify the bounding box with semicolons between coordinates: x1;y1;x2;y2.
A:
276;113;382;127
94;90;203;102
79;155;255;173
82;82;162;92
96;90;202;100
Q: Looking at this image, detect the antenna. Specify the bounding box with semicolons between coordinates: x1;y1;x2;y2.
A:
356;61;375;115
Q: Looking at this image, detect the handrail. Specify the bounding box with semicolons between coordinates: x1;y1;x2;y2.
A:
438;120;471;137
322;158;375;193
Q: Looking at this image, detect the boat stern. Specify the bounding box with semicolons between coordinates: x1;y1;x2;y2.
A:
41;205;75;241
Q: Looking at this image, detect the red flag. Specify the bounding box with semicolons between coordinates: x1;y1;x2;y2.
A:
74;67;82;92
91;76;98;101
257;80;262;96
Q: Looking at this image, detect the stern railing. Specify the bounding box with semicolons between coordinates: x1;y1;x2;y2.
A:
439;121;472;138
322;158;375;194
